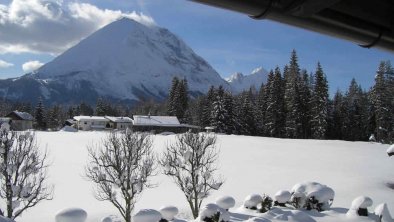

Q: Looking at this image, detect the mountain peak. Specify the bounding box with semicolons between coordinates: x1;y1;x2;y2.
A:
16;18;228;103
227;67;269;93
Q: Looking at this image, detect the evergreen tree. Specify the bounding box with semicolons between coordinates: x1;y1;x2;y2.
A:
284;50;303;138
34;98;46;130
265;68;285;137
327;90;345;139
201;86;216;127
79;102;94;116
167;77;189;122
343;78;369;141
95;97;106;116
47;105;61;130
237;91;257;135
370;61;393;143
209;86;235;134
299;69;312;138
256;82;267;136
311;62;329;139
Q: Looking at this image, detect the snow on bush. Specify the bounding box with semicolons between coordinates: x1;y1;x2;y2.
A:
55;208;87;222
133;209;162;222
244;194;263;210
290;182;334;211
260;194;273;213
387;145;394;157
274;190;291;207
375;203;393;222
198;203;229;222
215;196;235;210
159;206;179;221
347;196;373;217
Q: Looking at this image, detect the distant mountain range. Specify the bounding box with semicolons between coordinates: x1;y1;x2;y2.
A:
0;18;268;105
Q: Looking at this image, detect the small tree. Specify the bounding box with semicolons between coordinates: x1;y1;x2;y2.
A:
160;132;224;218
85;131;155;222
0;128;53;220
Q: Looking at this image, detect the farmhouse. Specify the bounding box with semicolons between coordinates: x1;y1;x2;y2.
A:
5;111;34;131
105;116;133;130
74;116;110;131
132;115;199;133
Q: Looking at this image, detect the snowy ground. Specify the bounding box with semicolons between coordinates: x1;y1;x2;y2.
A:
13;132;393;222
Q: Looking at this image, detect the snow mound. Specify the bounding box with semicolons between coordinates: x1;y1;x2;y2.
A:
244;194;263;209
291;182;334;207
218;207;230;222
375;203;393;222
274;190;291;204
388;145;394;157
101;217;113;222
159;205;179;221
55;208;87;222
347;196;373;217
215;195;236;210
199;203;219;219
160;132;176;136
133;209;162;222
60;126;78;132
351;196;373;209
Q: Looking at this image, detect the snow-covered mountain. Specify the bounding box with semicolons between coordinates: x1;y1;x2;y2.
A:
0;18;229;105
226;67;269;93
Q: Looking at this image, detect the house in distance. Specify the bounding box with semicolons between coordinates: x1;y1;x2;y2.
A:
72;115;199;133
3;111;34;131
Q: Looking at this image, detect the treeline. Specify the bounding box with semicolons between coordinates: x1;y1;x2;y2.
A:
0;50;392;143
168;50;393;144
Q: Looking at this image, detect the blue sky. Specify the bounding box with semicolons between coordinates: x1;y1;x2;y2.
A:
0;0;393;95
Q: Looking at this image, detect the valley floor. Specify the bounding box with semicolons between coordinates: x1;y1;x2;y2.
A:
13;132;394;222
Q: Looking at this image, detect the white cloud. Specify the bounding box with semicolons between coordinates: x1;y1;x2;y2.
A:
0;0;155;54
22;60;44;72
0;59;14;68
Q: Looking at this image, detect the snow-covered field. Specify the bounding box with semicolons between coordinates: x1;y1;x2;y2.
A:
16;132;393;222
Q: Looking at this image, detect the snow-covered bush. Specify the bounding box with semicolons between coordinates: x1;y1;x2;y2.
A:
160;132;224;218
0;129;53;219
55;208;87;222
259;194;273;213
215;196;235;211
133;209;162;222
347;196;373;217
198;203;229;222
243;194;263;210
85;131;156;222
290;182;334;211
375;203;393;222
387;144;394;157
159;206;179;221
274;190;291;207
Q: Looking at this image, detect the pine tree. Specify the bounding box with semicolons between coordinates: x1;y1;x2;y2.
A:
201;86;216;127
284;50;303;138
265;68;285;137
47;105;61;130
34;98;46;130
299;69;312;138
256;82;267;136
370;61;393;143
95;97;106;116
210;86;227;133
167;77;189;122
311;62;329;139
327;90;345;139
237;91;257;135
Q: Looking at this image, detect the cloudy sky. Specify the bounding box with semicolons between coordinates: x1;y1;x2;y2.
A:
0;0;393;94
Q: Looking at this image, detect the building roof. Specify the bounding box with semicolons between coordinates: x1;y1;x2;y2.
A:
7;111;34;121
105;116;133;123
132;115;180;126
73;116;108;121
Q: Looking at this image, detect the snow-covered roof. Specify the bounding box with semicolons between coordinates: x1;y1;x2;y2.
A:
105;116;133;123
73;116;108;121
132;115;180;126
9;111;34;121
